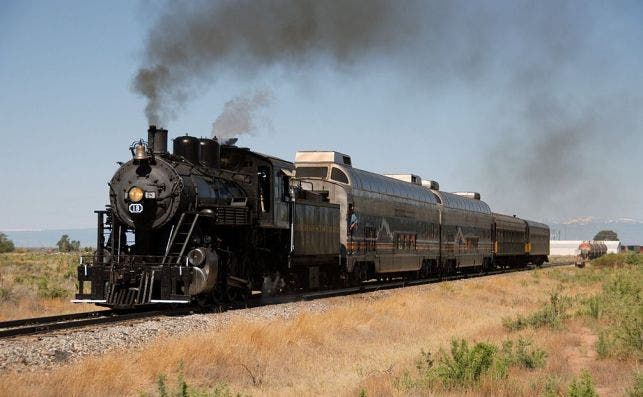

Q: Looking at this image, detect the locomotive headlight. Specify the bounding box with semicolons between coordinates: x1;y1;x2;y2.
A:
128;186;144;202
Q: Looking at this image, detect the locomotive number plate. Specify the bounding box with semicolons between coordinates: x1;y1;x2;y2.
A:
129;203;144;213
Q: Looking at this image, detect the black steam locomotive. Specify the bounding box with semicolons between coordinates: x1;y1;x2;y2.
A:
75;126;549;308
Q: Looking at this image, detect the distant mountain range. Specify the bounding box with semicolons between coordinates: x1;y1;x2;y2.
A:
548;217;643;244
2;217;642;248
2;228;96;248
558;216;643;226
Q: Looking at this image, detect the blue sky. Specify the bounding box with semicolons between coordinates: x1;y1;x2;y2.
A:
1;0;642;230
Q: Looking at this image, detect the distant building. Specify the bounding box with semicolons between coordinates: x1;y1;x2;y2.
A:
550;240;621;256
620;245;643;253
603;241;621;254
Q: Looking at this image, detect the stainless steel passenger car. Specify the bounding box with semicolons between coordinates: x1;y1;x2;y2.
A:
492;213;549;267
492;213;528;267
525;219;549;265
293;152;440;281
293;151;495;280
433;191;493;270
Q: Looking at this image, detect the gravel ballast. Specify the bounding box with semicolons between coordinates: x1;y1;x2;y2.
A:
0;299;332;373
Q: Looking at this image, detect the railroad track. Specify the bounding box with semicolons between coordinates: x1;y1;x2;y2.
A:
0;307;194;339
0;261;574;339
250;261;575;306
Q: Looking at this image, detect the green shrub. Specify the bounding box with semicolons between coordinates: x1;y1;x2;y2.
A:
150;371;247;397
156;374;168;397
542;375;563;397
595;332;609;358
504;292;571;331
393;371;417;391
56;234;81;252
0;233;15;253
401;338;547;391
579;266;642;359
615;314;642;353
0;251;80;302
592;252;643;268
0;286;11;302
604;274;640;298
493;337;546;376
585;296;602;319
513;338;547;369
503;315;529;331
627;372;643;397
547;268;604;286
436;339;497;386
567;370;598;397
625;253;643;266
36;278;69;299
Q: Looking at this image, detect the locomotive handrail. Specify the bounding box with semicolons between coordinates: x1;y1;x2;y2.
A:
80;254;187;267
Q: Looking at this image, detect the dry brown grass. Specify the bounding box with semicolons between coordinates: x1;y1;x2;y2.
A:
0;263;638;396
0;251;100;320
0;296;97;320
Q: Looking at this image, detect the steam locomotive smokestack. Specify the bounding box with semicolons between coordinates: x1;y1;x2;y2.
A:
147;125;156;154
147;125;168;154
155;128;168;154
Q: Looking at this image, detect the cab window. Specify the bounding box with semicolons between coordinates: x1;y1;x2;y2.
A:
330;167;349;184
295;166;328;178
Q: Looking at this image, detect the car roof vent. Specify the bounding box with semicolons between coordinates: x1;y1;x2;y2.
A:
384;174;422;186
421;180;440;190
453;192;481;200
295;151;352;167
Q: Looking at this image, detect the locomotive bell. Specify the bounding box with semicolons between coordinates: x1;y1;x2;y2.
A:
134;142;148;160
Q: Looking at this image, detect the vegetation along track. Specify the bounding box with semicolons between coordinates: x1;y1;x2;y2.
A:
0;261;573;339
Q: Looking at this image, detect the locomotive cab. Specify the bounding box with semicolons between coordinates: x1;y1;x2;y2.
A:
220;146;293;228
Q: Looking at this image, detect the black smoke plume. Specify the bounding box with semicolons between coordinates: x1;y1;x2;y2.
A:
212;89;273;141
133;0;421;125
133;1;642;220
468;3;641;219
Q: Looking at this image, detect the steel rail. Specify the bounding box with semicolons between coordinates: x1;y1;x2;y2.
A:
244;261;575;307
299;261;574;301
0;307;194;339
0;310;108;329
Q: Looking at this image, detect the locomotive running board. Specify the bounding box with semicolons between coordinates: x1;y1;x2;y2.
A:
70;299;108;303
149;300;191;304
